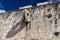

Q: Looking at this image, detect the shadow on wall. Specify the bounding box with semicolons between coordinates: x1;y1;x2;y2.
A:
6;20;28;38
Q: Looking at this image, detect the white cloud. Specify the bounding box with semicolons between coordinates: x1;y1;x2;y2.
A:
0;3;5;13
19;5;32;9
0;9;6;13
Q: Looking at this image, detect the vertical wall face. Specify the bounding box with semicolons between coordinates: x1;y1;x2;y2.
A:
0;10;27;40
30;5;54;40
0;3;60;40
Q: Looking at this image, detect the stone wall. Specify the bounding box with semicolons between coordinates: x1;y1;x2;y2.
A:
0;2;60;40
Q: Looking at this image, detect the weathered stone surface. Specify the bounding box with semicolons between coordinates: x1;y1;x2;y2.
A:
0;2;60;40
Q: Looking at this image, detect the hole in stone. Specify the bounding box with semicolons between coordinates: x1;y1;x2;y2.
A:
49;21;52;23
58;14;60;18
54;32;60;36
48;8;51;11
47;14;52;18
55;26;57;28
27;13;29;16
30;14;32;17
32;39;38;40
55;20;57;24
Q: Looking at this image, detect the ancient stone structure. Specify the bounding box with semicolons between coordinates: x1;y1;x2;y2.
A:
0;2;60;40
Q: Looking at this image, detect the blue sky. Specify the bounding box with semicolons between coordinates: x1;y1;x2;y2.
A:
0;0;48;12
0;0;60;12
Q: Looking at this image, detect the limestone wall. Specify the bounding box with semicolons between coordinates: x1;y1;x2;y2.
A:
0;2;60;40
